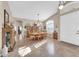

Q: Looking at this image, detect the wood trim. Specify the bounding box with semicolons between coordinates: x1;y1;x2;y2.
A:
4;9;9;28
2;24;15;52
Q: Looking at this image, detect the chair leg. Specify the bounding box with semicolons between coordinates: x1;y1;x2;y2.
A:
37;37;39;40
34;37;35;40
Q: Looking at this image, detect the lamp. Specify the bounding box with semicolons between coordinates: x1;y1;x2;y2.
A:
59;1;64;10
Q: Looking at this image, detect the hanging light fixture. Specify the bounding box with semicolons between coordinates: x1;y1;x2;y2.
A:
37;13;40;26
34;13;39;25
59;1;64;10
36;13;43;31
37;13;40;22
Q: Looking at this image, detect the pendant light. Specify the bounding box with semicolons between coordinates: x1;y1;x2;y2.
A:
37;13;40;26
59;1;64;10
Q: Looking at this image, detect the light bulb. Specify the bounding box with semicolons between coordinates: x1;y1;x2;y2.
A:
59;5;64;10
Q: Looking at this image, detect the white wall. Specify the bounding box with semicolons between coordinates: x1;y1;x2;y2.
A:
60;10;79;46
13;17;36;26
60;2;79;46
60;1;79;46
0;1;13;52
0;2;3;51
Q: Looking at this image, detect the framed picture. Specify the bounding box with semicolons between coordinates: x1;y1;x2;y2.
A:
4;9;9;27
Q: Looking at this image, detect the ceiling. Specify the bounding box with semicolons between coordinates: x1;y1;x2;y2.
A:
60;1;79;15
8;1;59;21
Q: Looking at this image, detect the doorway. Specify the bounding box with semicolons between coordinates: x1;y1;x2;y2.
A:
46;20;54;37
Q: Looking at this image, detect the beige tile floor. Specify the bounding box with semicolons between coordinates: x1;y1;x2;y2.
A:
7;37;79;57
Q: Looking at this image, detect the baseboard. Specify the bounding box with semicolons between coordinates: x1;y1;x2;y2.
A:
59;40;79;47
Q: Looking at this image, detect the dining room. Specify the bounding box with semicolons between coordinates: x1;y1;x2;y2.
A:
1;1;79;57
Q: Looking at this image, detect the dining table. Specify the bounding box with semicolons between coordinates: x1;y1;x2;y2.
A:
30;32;47;40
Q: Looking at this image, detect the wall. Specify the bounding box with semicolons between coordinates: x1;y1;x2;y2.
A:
44;2;79;42
60;2;79;46
0;1;13;53
13;17;44;29
60;10;79;46
0;2;3;52
13;17;36;28
43;11;60;39
2;1;13;23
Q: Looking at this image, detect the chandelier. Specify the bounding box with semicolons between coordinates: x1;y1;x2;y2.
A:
37;13;40;22
33;13;40;26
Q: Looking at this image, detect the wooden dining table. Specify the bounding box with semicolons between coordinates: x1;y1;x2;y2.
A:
30;32;46;36
29;32;47;40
